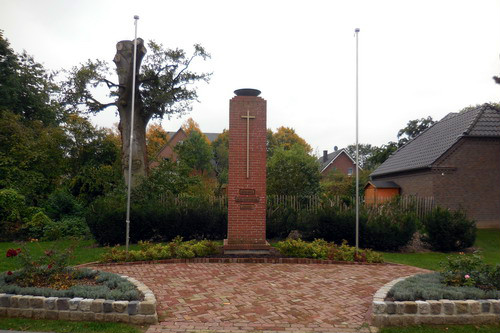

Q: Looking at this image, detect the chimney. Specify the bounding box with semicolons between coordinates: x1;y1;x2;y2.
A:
323;150;328;162
334;146;338;152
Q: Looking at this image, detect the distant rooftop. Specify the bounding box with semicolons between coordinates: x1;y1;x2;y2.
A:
371;104;500;177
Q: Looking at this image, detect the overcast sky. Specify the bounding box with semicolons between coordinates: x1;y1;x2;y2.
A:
1;0;499;156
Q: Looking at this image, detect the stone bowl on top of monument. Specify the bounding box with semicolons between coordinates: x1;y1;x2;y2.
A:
234;88;261;96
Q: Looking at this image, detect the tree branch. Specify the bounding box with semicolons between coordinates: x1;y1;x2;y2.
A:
100;78;122;89
172;54;195;84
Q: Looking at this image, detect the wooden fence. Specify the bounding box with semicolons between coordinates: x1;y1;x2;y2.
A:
159;194;435;219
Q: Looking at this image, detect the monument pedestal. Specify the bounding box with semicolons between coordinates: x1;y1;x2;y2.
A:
223;89;271;255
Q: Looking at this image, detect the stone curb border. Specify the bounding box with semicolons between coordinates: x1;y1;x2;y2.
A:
371;274;500;327
79;257;399;267
0;272;158;325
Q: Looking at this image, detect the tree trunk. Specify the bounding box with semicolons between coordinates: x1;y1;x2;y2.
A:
114;39;148;188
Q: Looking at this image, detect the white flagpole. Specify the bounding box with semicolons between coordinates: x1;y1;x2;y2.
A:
126;15;139;254
354;28;360;255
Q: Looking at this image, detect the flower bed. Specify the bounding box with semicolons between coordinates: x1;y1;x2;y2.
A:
372;252;500;327
372;276;500;327
0;274;158;324
1;244;158;324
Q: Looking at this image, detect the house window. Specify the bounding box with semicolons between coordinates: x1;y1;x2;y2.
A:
347;168;353;176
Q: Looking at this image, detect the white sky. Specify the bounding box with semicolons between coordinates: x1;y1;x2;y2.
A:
1;0;499;156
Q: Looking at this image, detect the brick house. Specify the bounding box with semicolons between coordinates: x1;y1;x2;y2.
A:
150;127;220;169
318;147;358;176
370;104;500;228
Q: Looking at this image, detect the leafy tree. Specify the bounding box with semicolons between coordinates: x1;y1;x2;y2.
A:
397;116;435;146
175;130;213;175
62;114;122;203
0;110;67;205
321;169;371;198
146;123;170;161
132;160;201;202
345;143;375;169
62;39;211;187
267;126;312;157
365;141;398;170
211;129;229;193
267;145;320;196
0;31;62;126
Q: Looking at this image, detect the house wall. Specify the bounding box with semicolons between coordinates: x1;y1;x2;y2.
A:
373;170;434;197
322;153;356;176
373;138;500;228
149;130;187;169
433;138;500;228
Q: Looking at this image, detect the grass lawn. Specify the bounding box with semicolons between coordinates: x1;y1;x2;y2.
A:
0;239;140;272
0;317;146;333
381;229;500;271
381;324;500;333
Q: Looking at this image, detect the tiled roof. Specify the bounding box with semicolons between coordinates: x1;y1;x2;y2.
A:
371;104;500;177
366;180;400;189
317;149;355;172
166;131;220;142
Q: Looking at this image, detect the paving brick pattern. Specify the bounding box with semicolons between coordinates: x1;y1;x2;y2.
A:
94;263;427;333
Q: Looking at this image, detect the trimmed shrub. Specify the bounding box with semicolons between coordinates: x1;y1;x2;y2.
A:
314;207;366;245
87;193;227;246
86;193;126;245
364;211;417;251
274;238;383;263
422;206;476;252
100;238;221;263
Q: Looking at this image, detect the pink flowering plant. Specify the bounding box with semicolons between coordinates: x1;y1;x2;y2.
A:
440;252;500;290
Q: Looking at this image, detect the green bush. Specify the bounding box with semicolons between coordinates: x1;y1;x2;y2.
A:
441;252;500;291
24;211;53;239
86;193;126;245
314;207;365;245
422;206;476;252
100;238;221;263
274;238;383;263
42;216;91;241
43;189;83;221
364;210;417;251
0;189;27;240
87;193;227;246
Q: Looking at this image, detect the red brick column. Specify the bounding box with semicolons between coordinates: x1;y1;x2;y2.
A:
224;90;271;253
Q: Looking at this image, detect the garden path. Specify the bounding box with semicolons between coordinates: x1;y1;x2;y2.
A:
95;263;428;333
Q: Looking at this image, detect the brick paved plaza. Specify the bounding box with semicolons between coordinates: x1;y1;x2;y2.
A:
95;263;428;333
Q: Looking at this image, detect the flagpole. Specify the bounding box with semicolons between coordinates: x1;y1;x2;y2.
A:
354;28;360;255
126;15;139;255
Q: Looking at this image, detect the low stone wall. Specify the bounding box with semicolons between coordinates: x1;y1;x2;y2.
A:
372;276;500;326
0;274;158;324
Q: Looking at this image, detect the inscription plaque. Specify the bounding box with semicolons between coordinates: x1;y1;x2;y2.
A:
235;196;260;203
240;204;255;210
239;189;256;195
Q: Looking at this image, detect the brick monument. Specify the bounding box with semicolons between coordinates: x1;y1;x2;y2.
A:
223;88;271;254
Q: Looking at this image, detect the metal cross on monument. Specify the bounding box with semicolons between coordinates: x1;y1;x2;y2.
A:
241;109;255;178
